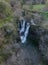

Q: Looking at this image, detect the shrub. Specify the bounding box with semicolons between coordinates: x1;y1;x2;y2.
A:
0;0;12;18
0;0;12;27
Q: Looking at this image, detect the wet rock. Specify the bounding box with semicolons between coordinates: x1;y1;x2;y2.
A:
28;26;44;45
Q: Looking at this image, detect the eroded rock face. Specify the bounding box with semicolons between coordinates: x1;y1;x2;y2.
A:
27;25;48;65
28;26;44;45
39;30;48;64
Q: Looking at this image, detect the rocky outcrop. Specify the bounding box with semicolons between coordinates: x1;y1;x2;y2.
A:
39;30;48;65
28;25;48;65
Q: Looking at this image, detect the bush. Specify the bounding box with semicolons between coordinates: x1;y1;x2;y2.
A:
0;0;12;27
0;0;12;18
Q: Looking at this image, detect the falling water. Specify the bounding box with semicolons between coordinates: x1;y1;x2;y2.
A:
19;18;36;44
20;20;26;34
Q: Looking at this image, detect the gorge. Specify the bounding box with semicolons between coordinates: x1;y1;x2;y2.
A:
0;0;48;65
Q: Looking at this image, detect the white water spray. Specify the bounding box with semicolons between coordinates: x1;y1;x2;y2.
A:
20;22;30;43
20;20;26;34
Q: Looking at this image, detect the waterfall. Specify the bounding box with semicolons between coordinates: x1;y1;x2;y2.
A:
20;22;30;43
19;18;36;44
20;20;26;34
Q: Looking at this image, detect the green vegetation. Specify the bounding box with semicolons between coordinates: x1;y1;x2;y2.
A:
23;4;48;29
23;4;45;11
0;16;12;27
0;1;12;16
23;4;48;19
0;0;12;28
30;4;45;11
40;11;48;19
0;0;48;65
0;0;9;2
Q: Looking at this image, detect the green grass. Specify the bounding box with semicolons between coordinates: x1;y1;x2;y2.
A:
23;4;45;11
30;4;45;11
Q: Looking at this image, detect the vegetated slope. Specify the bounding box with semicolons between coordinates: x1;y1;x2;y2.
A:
0;0;12;27
0;0;48;65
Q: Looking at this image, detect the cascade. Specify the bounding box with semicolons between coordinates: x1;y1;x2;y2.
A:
19;18;36;43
